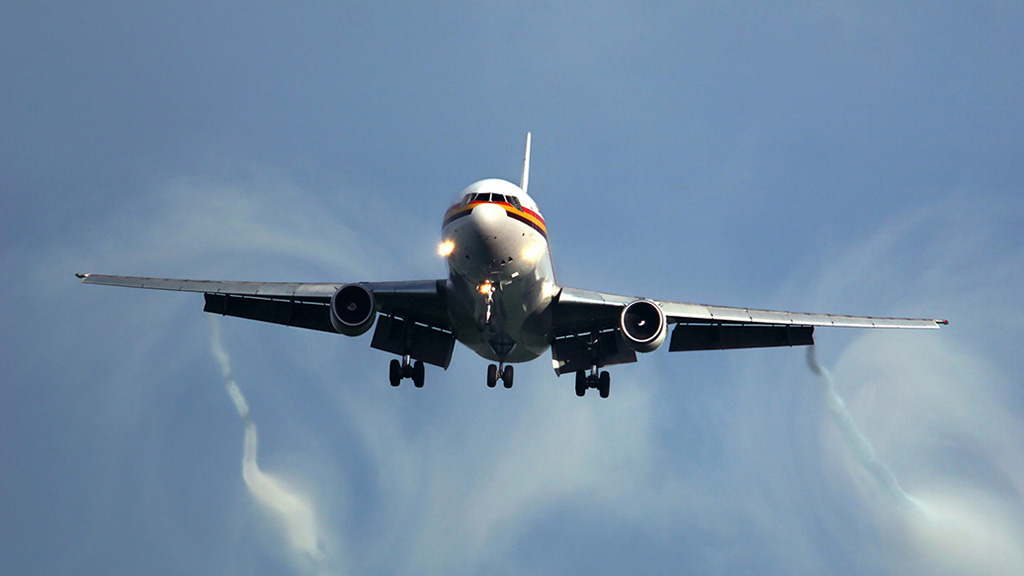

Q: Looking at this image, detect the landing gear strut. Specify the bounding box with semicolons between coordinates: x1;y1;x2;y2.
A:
486;363;514;389
574;367;610;398
389;356;425;388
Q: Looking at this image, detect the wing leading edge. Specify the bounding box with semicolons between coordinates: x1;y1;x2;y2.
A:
76;273;341;299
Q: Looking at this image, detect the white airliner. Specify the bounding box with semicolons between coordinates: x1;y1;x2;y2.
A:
78;134;947;398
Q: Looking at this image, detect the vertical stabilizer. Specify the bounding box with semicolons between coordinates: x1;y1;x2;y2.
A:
520;132;532;195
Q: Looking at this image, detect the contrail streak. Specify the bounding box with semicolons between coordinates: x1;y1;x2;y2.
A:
806;347;923;513
208;319;250;421
807;346;1024;573
207;316;337;574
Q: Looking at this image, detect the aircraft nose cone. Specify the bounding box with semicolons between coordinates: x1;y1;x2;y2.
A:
470;202;507;236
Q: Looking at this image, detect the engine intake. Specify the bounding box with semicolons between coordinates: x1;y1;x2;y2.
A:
330;284;376;336
620;299;667;353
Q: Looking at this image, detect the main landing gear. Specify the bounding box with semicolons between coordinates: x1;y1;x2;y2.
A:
575;368;610;398
486;363;514;389
389;356;425;388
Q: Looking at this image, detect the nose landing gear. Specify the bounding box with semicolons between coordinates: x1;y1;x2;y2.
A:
574;367;610;398
486;363;514;389
389;356;425;388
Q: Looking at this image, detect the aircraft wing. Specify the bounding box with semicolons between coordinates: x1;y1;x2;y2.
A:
549;285;946;374
77;273;342;300
554;286;946;329
76;273;455;367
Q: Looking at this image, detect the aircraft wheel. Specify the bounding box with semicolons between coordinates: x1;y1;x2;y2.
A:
502;365;514;389
487;364;498;388
575;371;586;397
412;360;425;388
598;371;611;399
389;359;402;387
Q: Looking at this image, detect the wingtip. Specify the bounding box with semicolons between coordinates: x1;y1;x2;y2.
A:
937;319;949;326
75;273;90;280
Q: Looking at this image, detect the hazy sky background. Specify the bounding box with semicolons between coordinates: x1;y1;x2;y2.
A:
3;3;1023;575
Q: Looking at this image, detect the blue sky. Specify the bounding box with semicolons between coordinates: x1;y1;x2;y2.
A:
3;3;1023;575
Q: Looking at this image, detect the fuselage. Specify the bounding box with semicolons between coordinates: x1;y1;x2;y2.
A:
441;178;557;363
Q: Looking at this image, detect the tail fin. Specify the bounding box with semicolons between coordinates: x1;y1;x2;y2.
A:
520;132;532;195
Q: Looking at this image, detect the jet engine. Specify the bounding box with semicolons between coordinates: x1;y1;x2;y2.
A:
330;284;377;336
620;299;667;353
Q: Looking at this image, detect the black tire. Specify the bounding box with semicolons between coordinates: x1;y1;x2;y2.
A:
575;371;586;397
502;365;514;389
598;371;610;398
389;359;402;387
487;364;498;388
413;360;425;388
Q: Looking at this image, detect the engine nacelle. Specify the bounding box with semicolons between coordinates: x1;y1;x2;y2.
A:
620;299;667;353
330;284;376;336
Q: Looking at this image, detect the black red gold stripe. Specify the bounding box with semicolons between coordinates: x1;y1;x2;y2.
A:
442;201;548;239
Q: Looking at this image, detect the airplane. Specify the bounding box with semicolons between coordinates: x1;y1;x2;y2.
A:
77;134;947;398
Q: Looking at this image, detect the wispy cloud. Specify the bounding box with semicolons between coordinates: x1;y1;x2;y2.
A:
798;196;1024;574
209;316;342;575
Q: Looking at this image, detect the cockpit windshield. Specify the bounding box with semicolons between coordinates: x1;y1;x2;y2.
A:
461;192;523;211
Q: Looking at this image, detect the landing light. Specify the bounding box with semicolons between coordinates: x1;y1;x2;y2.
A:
522;243;545;262
438;239;455;257
478;280;494;295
